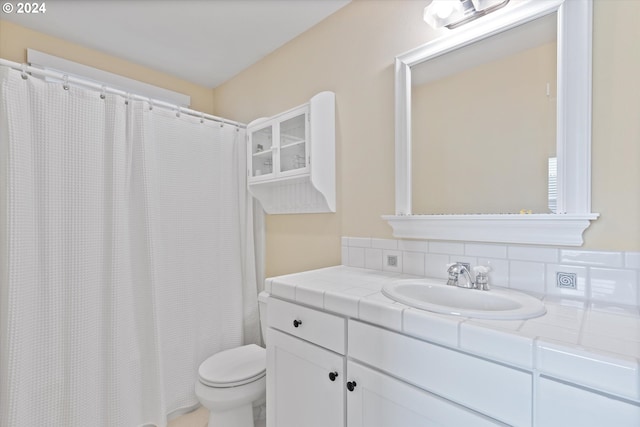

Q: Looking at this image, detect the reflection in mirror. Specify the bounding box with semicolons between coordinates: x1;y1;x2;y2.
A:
411;12;557;214
548;157;557;212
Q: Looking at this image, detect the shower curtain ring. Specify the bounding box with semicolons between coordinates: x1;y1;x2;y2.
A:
200;112;204;124
148;98;154;111
100;86;106;100
20;63;28;80
62;75;69;90
176;107;181;118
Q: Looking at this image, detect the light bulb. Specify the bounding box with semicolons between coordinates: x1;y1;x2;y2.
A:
435;2;454;19
423;0;465;29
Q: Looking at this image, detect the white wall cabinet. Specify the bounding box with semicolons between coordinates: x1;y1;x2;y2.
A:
248;108;309;182
247;91;335;214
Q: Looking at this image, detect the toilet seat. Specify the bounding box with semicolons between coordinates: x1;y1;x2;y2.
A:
198;344;266;388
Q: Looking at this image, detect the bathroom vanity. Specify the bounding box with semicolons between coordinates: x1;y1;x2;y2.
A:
264;266;640;427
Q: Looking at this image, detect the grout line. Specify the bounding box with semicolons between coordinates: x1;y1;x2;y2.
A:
576;307;589;347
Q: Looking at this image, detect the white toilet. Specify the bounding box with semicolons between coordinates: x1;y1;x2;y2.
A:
195;292;269;427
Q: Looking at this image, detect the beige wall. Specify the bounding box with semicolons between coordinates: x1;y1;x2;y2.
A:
1;0;639;279
589;0;640;252
0;19;215;114
214;0;640;277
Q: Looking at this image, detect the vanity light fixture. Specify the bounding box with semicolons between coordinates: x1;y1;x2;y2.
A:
423;0;510;29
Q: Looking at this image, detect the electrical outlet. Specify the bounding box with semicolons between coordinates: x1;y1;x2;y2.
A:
556;272;577;289
387;255;398;267
383;250;402;273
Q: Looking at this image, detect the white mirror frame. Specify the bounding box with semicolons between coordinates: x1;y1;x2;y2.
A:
383;0;599;246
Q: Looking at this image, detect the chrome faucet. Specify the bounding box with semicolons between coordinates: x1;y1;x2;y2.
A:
446;263;491;291
457;264;476;289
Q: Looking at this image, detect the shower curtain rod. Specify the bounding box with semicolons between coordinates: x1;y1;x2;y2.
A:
0;58;246;129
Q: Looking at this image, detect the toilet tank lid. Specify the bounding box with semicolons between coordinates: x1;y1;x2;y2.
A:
198;344;266;385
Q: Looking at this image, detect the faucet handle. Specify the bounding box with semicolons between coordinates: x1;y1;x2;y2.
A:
446;262;461;275
473;266;491;291
446;263;459;286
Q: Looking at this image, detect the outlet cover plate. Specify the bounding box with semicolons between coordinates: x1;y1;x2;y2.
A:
387;255;398;267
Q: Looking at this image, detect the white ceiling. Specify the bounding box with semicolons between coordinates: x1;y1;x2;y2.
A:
2;0;351;88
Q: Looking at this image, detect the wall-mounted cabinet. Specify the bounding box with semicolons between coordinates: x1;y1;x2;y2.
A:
247;91;335;214
249;109;309;181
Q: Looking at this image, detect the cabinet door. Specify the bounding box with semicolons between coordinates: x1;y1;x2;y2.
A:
248;121;275;181
346;361;503;427
536;377;640;426
349;320;531;426
267;328;345;427
276;108;309;177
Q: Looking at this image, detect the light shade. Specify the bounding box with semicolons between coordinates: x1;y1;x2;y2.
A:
423;0;465;29
424;0;510;30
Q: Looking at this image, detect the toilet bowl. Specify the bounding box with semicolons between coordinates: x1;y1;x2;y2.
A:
195;292;269;427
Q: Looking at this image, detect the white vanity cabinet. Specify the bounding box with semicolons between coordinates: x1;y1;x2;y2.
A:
247;91;335;214
348;320;530;426
267;295;640;427
536;377;640;426
266;297;520;427
267;329;345;427
346;361;503;427
264;266;640;426
266;298;346;427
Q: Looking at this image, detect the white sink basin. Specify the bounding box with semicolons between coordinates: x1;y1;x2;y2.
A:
382;279;546;320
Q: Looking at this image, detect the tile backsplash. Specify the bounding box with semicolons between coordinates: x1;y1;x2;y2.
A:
341;237;640;308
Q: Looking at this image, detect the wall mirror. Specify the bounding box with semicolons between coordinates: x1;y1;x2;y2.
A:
383;0;598;246
412;12;557;215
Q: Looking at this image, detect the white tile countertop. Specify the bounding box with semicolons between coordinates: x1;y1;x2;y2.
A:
265;265;640;403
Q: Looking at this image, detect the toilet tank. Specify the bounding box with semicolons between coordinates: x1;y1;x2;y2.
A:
258;291;270;346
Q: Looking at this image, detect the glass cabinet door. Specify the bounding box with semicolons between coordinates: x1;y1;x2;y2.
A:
250;124;274;179
278;111;308;175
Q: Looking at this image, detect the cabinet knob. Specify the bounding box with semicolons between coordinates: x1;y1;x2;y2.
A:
346;381;357;392
328;371;338;382
293;319;302;328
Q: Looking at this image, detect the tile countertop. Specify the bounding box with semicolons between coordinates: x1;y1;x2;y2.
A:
264;265;640;403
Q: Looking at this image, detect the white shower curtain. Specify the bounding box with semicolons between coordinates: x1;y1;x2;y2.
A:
0;66;259;426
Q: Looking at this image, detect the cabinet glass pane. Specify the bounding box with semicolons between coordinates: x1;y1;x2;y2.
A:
251;126;273;177
280;114;306;173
